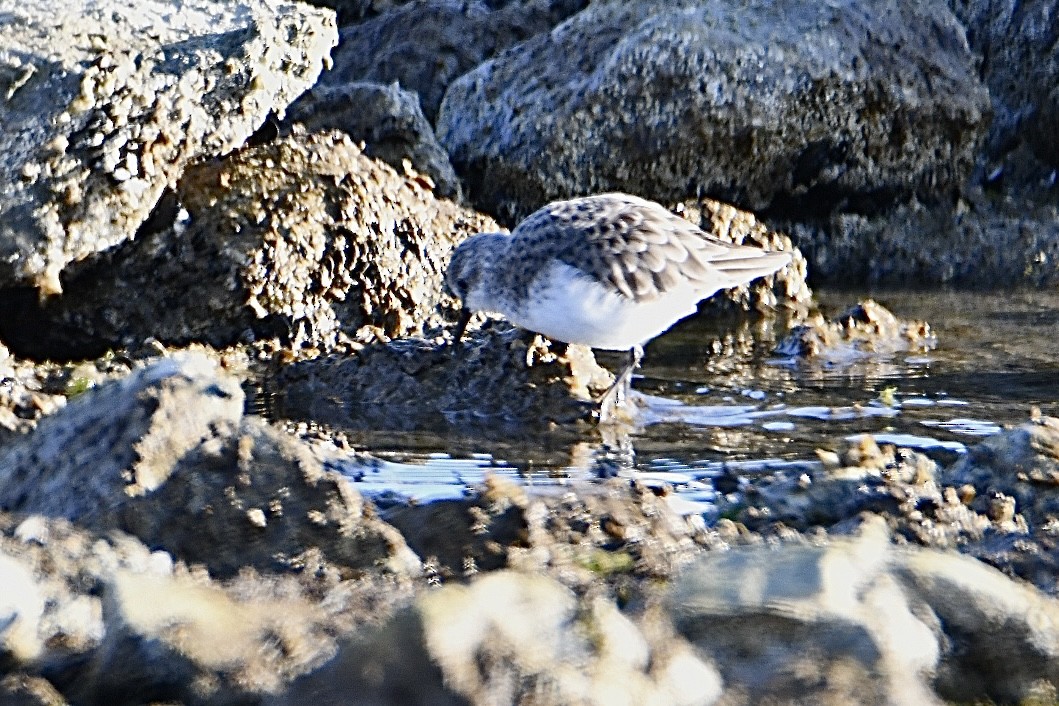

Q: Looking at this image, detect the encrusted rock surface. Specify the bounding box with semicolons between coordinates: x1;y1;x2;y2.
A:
0;353;420;578
384;475;711;587
734;434;1014;545
679;197;812;315
0;131;501;359
944;414;1059;528
268;325;612;431
437;0;989;222
286;80;462;198
788;196;1059;285
0;0;337;293
0;344;67;447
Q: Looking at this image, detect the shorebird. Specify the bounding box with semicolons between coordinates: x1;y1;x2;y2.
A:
446;193;791;420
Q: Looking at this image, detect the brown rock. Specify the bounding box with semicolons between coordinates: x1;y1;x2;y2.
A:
0;131;501;359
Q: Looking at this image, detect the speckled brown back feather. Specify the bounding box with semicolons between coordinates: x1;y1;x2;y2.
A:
506;193;789;301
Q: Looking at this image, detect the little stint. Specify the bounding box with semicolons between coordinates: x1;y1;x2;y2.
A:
446;193;791;419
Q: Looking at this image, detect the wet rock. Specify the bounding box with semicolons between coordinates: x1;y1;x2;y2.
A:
384;476;709;588
944;415;1059;528
328;0;587;122
272;570;722;706
733;435;1019;550
268;324;612;432
436;0;988;222
775;299;936;361
0;131;501;359
0;512;411;705
673;518;943;705
0;353;420;579
286;81;461;198
0;0;337;293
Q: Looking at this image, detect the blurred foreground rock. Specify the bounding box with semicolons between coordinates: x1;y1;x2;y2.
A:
0;511;414;705
672;517;1059;704
4;354;1059;703
273;571;721;706
0;0;337;293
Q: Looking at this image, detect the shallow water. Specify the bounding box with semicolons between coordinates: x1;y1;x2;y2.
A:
312;288;1059;506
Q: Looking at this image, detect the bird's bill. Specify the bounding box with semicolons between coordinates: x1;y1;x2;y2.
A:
453;307;472;345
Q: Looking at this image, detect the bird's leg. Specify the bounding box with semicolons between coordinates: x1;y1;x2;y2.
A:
598;345;643;422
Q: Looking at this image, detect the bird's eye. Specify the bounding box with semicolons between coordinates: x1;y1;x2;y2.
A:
456;277;469;293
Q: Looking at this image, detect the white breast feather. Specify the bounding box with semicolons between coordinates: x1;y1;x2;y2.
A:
506;261;718;350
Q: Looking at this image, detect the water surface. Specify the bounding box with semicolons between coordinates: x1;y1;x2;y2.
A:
314;289;1059;504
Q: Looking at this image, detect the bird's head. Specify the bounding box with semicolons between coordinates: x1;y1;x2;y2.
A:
445;233;509;308
445;232;508;345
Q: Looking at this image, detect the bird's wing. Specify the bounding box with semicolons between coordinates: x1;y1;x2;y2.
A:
511;194;790;302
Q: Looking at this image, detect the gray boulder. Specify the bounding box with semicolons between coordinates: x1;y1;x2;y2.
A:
437;0;990;222
329;0;586;122
950;0;1059;176
0;0;337;293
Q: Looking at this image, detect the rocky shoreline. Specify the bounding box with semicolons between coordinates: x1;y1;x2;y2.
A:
1;1;1058;704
